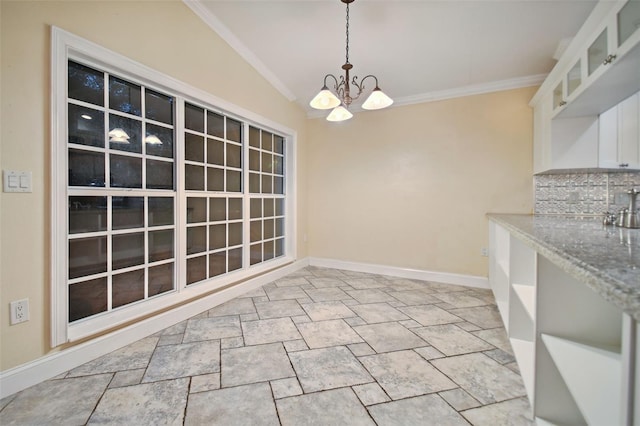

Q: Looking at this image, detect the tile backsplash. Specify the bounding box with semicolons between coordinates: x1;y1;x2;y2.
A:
534;171;640;215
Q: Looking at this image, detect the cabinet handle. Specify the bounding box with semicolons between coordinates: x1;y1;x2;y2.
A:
620;163;629;168
603;54;617;65
559;101;567;107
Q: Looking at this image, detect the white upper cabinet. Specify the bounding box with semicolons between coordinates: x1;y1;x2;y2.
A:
532;0;640;173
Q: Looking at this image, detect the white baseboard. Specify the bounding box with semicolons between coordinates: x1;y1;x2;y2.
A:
308;257;489;289
0;259;309;399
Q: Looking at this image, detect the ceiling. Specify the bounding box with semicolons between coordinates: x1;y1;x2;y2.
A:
187;0;598;116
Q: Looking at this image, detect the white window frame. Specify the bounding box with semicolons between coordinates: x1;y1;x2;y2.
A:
51;27;297;346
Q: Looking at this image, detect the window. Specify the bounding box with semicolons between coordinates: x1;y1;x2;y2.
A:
52;28;295;345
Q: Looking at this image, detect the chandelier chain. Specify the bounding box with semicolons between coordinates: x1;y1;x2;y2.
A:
345;2;350;64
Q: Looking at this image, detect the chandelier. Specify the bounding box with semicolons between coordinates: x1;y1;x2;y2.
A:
309;0;393;122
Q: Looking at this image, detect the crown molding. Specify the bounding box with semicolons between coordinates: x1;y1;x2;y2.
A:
183;0;297;102
307;73;546;119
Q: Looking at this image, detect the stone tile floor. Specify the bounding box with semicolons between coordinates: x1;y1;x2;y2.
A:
0;266;534;425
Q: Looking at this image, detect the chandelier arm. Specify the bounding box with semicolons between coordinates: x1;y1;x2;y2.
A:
359;75;380;91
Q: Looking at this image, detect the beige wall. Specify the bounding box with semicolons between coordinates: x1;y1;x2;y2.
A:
0;0;308;370
307;87;535;276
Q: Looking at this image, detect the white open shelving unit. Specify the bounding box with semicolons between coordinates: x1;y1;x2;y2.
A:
489;221;638;425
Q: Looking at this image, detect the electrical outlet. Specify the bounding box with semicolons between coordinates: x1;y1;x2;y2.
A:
481;247;489;257
10;299;29;325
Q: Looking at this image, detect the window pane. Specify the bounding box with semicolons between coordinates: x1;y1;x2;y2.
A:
69;236;107;279
149;263;174;296
229;222;242;246
262;175;272;194
187;256;206;285
149;197;174;226
249;173;260;193
227;143;241;168
112;196;144;230
68;61;104;106
226;170;241;192
185;133;204;162
262;132;273;151
264;218;274;239
187;197;207;223
69;149;105;187
146;159;173;190
149;229;174;262
249;126;260;148
275;238;284;257
250;198;262;218
276;218;284;238
187;226;206;254
110;154;142;188
185;103;204;132
264;240;275;260
274;135;284;154
274;177;284;195
274;156;283;175
112;232;145;270
229;247;242;272
210;198;226;221
69;277;107;322
262;152;272;173
250;243;262;265
207;111;224;138
112;269;145;308
263;198;274;217
207;138;224;165
69;196;107;234
145;89;173;125
207;167;224;192
68;104;104;148
209;252;226;277
209;224;226;250
249;149;260;171
275;198;284;216
146;124;173;158
185;165;204;191
227;118;241;143
250;220;262;243
109;114;142;153
109;76;141;116
229;198;242;220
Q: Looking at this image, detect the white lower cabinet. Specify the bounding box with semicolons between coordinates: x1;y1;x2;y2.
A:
489;222;638;425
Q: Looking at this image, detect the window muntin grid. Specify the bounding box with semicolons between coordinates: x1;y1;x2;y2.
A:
67;60;176;322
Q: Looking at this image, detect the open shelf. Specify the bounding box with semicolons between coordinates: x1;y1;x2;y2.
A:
510;337;535;402
541;334;622;426
512;284;535;321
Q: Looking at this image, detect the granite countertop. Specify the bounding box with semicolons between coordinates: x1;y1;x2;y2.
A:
488;214;640;321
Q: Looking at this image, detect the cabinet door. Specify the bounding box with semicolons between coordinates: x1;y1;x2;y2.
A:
618;92;640;168
599;103;619;168
533;92;553;173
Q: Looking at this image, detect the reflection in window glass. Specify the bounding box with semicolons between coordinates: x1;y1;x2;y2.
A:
187;197;207;223
227;118;242;142
112;197;144;230
207;167;224;192
68;61;104;106
112;269;145;308
187;226;206;255
209;252;226;277
229;247;242;271
209;224;226;250
69;196;107;234
109;76;141;116
149;263;174;296
207;111;224;138
185;133;204;162
187;256;206;285
68;104;104;148
146;124;173;158
149;229;174;262
148;197;174;226
69;236;107;279
185;165;205;191
207;138;224;165
250;243;262;265
229;198;242;220
229;222;242;246
68;278;107;322
227;170;241;192
249;126;261;148
109;114;142;153
210;198;226;221
112;232;145;270
227;143;242;168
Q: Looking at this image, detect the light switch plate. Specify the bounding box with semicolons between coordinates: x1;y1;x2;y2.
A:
3;170;32;193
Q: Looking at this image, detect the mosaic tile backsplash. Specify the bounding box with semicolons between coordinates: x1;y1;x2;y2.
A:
534;171;640;215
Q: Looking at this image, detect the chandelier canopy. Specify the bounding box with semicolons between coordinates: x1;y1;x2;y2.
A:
309;0;393;122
